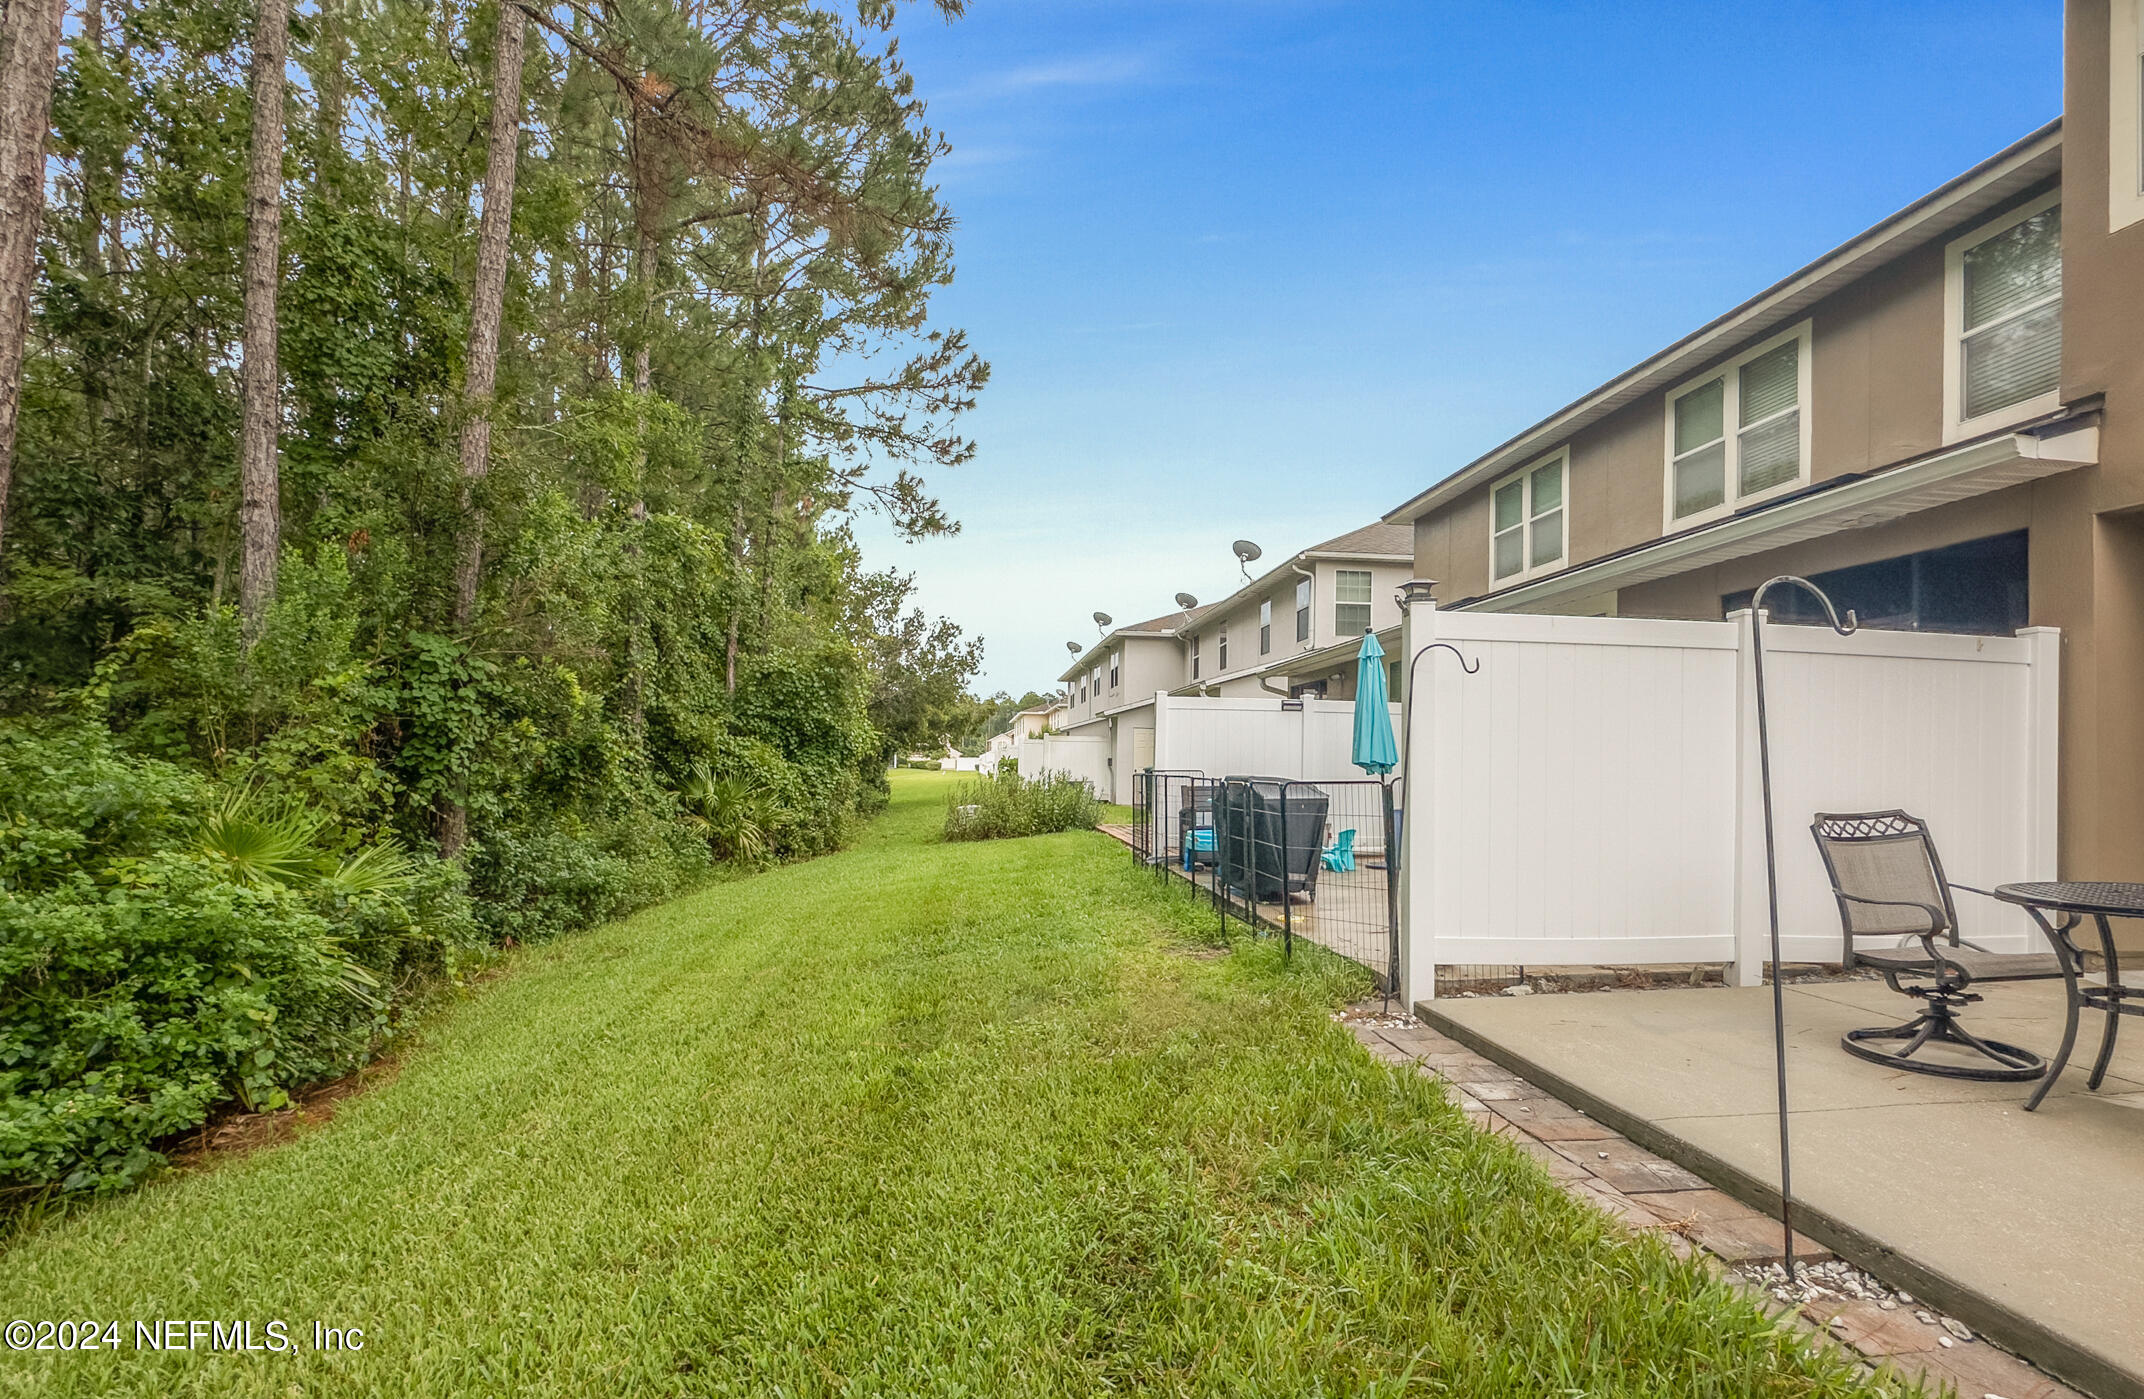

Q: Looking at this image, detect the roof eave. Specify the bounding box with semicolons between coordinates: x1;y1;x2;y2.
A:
1383;119;2064;526
1451;405;2099;612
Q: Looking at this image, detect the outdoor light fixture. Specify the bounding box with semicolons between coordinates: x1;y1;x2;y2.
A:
1231;539;1262;580
1396;578;1438;610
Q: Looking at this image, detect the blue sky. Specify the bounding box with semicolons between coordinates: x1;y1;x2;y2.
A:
856;1;2064;696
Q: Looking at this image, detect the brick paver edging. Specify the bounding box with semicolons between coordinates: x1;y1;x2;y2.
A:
1347;1012;2091;1399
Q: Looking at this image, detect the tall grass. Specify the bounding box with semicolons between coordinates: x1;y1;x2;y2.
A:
943;766;1099;841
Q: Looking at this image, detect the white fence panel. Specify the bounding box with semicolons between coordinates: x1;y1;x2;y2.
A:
1400;607;2058;1007
1154;695;1403;782
1739;624;2058;972
1013;733;1112;793
1407;613;1741;994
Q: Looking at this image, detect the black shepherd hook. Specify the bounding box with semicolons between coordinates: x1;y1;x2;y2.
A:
1748;576;1856;1285
1387;640;1480;1010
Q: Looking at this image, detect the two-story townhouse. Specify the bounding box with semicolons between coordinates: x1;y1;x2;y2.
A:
1384;0;2144;889
1173;523;1415;702
1049;523;1413;797
1056;609;1207;798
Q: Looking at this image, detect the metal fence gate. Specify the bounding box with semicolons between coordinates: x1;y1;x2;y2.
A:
1130;769;1206;870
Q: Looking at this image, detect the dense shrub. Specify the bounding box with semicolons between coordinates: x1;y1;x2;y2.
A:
0;723;485;1194
467;814;709;945
942;768;1099;842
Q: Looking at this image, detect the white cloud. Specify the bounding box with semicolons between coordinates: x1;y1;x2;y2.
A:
949;50;1158;101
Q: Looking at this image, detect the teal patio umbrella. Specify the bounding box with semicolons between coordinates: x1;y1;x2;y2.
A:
1351;631;1398;775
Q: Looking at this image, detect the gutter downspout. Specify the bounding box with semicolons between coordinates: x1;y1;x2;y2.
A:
1258;560;1318;700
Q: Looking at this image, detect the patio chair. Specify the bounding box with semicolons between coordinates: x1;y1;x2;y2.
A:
1810;811;2066;1082
1321;828;1356;873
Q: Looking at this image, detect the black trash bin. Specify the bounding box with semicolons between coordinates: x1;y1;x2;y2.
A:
1214;778;1328;903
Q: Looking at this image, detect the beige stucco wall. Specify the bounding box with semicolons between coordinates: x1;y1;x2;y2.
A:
1109;636;1183;712
2056;0;2144;885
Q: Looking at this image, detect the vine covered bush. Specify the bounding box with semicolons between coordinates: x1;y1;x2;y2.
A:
0;724;481;1193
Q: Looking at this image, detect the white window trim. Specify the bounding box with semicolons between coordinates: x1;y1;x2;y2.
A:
1108;648;1120;692
2114;0;2144;233
1489;446;1570;584
1331;569;1374;637
1259;599;1272;655
1661;319;1814;532
1943;190;2063;443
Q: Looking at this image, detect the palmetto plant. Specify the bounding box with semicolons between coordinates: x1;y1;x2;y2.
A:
194;786;421;898
191;786;404;1007
194;788;328;888
677;762;774;864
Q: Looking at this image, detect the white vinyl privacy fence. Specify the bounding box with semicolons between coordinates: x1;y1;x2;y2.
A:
1011;732;1112;793
1399;607;2059;1005
1152;694;1403;783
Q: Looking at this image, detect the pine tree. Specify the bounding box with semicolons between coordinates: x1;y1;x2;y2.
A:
451;0;528;631
238;0;291;635
0;0;67;567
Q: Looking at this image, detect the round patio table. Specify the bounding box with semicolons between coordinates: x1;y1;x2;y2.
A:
1992;881;2144;1111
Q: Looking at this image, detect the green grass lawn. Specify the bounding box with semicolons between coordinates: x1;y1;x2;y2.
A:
0;771;1896;1397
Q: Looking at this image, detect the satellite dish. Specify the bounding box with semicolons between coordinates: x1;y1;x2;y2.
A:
1232;539;1263;579
1064;641;1080;655
1174;592;1198;610
1092;611;1112;633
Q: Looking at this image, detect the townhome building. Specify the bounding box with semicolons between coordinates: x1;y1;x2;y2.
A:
1384;0;2144;881
1054;523;1412;797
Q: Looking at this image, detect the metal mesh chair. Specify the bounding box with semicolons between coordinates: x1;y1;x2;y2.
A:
1811;811;2064;1082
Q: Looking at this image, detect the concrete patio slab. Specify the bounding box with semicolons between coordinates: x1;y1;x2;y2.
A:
1423;980;2144;1399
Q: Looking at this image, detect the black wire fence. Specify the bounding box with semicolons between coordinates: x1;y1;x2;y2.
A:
1131;768;1401;994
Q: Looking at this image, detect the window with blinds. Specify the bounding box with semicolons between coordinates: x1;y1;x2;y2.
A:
1490;449;1567;582
1955;200;2062;427
1333;570;1373;637
1295;577;1311;642
1664;323;1809;525
2114;0;2144;231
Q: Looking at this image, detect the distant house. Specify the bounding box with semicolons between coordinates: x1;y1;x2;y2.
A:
1054;522;1414;798
1384;2;2144;880
982;701;1065;767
